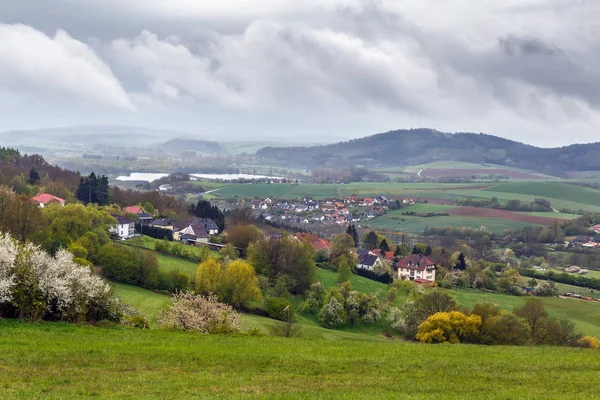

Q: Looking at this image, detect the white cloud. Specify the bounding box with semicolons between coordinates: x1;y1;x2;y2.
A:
0;24;134;110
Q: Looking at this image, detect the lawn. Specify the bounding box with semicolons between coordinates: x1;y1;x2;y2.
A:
1;321;599;399
519;212;581;220
155;253;198;277
112;283;170;325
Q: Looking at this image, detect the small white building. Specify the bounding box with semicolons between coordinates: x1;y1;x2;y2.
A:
357;254;384;271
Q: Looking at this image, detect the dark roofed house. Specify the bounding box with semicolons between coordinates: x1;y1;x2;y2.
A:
192;218;219;235
137;212;153;223
357;254;384;271
178;224;210;244
396;254;436;283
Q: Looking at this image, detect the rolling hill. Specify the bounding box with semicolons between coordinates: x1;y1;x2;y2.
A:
256;128;600;177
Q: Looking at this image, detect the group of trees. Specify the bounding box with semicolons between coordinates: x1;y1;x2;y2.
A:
454;197;553;212
76;173;110;206
194;258;262;309
0;232;121;323
414;298;590;347
299;282;382;328
98;243;188;293
189;199;225;232
247;233;317;294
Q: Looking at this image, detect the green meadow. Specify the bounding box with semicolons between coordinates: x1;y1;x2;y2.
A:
1;320;599;399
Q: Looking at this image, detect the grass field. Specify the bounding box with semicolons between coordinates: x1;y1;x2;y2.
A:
368;213;535;234
519;212;580;220
155;253;198;277
484;181;600;205
112;283;170;325
1;320;599;399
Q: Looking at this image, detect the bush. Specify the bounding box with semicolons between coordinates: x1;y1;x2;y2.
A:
416;311;481;344
574;336;600;349
159;292;240;334
533;281;560;297
264;297;293;321
123;315;149;329
318;297;346;328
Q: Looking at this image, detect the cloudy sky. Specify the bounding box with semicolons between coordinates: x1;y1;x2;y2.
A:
0;0;598;146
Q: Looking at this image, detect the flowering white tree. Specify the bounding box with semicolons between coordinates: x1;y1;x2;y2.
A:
159;292;241;334
0;232;120;322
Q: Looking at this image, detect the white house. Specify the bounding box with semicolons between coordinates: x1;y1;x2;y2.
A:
357;254;384;271
110;214;136;240
396;254;436;283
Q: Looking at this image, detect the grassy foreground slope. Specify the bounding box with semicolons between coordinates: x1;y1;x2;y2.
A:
1;321;599;399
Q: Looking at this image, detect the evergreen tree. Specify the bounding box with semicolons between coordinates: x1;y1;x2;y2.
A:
425;245;432;256
379;238;390;252
346;224;359;247
28;167;40;185
362;230;378;250
189;199;225;231
75;172;110;205
456;252;467;270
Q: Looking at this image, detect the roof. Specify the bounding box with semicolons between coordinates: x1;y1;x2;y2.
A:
396;254;436;271
359;254;379;266
296;233;332;252
32;193;65;205
137;212;153;220
125;206;144;214
193;218;219;231
111;213;135;225
371;249;394;261
150;218;172;227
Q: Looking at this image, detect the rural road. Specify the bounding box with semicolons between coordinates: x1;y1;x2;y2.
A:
418;169;424;177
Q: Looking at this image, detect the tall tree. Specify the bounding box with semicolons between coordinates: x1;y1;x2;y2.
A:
346;224;359;247
362;230;378;250
76;172;110;206
189;199;225;231
28;167;40;185
379;238;390;252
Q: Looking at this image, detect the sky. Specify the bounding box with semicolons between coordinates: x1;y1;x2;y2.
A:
0;0;598;146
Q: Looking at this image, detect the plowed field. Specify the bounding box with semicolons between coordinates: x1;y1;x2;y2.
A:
446;206;567;225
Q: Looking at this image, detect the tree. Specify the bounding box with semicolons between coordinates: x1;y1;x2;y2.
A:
159;292;240;333
318;296;346;328
195;258;223;296
330;233;356;269
337;255;352;283
346;224;359;247
482;312;531;345
28;167;40;185
416;311;481;344
379;238;390;252
414;290;457;320
269;304;301;337
189;199;225;231
76;173;110;206
226;224;262;251
554;318;582;346
532;281;560;297
362;230;378;250
220;260;262;308
514;298;550;344
455;252;467;270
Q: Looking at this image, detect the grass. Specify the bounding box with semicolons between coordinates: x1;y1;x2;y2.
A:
317;268;391;297
519;212;581;220
127;235;217;260
367;213;535;234
484;181;600;205
155;253;198;277
1;320;599;399
112;283;170;325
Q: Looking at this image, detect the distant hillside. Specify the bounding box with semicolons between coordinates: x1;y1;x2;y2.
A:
159;138;225;155
256;129;600;177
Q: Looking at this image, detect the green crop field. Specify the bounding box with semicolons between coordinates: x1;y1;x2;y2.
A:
367;213;535;234
519;212;580;220
1;321;599;399
483;182;600;208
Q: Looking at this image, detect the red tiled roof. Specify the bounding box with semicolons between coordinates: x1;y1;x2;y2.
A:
396;254;436;271
372;249;394;261
296;233;332;252
125;206;143;214
32;194;65;205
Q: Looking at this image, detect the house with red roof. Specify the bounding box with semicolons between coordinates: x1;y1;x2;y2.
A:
32;193;65;208
371;249;395;263
396;254;436;283
296;233;332;252
125;206;144;214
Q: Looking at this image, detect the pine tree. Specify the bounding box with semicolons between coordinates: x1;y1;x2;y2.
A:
346;224;359;247
28;167;40;185
379;238;390;252
362;230;378;250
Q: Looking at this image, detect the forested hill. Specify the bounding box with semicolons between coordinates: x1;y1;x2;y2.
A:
256;129;600;177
